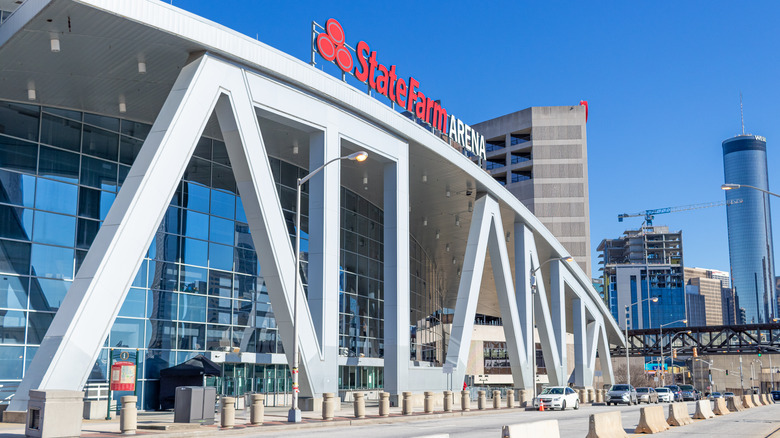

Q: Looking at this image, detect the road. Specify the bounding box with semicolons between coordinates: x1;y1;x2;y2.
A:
245;401;780;438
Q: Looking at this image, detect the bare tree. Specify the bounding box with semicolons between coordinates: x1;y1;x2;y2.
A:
612;363;654;387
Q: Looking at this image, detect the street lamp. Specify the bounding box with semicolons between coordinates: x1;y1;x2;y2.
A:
659;319;688;386
624;296;659;386
288;150;368;423
529;256;573;398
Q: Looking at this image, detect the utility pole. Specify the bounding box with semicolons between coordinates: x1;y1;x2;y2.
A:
740;356;744;395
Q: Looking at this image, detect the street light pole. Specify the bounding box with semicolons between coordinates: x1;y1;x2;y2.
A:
288;151;367;423
659;320;688;386
624;296;660;386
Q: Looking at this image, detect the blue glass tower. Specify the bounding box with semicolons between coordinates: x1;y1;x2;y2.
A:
723;134;777;324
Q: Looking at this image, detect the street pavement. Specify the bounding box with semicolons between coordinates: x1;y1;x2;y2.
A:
0;400;778;437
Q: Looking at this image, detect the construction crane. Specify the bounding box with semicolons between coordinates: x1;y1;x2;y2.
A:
618;199;743;226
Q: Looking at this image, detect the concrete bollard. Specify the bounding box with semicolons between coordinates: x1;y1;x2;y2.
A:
443;391;452;412
667;402;693;426
595;389;603;403
727;395;744;412
587;388;594;403
220;397;235;429
713;397;729;415
634;405;670;434
120;395;137;435
322;393;336;420
493;390;501;409
379;392;390;417
741;395;754;409
353;391;365;419
249;393;264;425
503;419;560;437
507;389;515;408
752;394;761;407
693;399;715;419
424;391;434;414
402;392;413;415
578;389;586;404
461;390;470;412
477;391;486;410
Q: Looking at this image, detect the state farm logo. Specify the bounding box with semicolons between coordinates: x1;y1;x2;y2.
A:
316;19;353;72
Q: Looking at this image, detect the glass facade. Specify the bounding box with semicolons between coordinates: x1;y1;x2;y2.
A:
0;99;448;408
723;135;777;324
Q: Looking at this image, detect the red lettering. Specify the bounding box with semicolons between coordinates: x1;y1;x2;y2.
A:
354;41;370;82
375;64;389;96
407;77;419;112
433;102;447;133
425;98;435;124
415;91;427;119
388;65;397;102
395;77;407;108
367;50;377;89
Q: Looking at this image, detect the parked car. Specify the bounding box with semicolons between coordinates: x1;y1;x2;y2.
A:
771;391;780;402
709;392;723;401
678;384;700;401
606;384;638;406
636;387;659;404
665;385;683;402
533;386;580;411
724;392;735;399
655;387;674;403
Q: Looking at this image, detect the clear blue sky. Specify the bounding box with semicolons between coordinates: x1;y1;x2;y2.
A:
176;1;780;278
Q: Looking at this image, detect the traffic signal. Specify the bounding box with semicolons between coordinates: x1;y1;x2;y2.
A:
693;347;698;358
672;348;677;359
758;348;762;357
726;369;729;376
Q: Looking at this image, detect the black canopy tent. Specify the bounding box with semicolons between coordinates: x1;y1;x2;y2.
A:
158;355;222;410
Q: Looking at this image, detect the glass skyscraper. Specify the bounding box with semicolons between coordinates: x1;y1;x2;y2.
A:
723;134;777;324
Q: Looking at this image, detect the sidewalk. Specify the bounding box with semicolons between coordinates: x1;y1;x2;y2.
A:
0;401;532;437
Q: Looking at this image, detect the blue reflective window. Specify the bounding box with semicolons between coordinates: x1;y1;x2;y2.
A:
147;324;176;351
80;156;117;191
0;310;26;344
78;187;115;220
208;271;232;298
27;311;54;344
159;206;181;235
209;216;234;246
82;124;119;161
0;136;38;174
120;120;151;140
148;262;178;291
118;165;130;187
183;157;210;186
180;265;207;293
28;278;70;312
212;165;236;194
33;211;76;247
76;218;100;250
39;146;79;183
0;205;33;241
177;322;205;350
147;290;177;320
178;294;207;322
119;288;146;318
110;317;145;348
0;169;36;207
24;346;37;374
84;113;119;132
234;247;258;276
181;238;208;267
212;140;230;165
35;178;78;215
0;239;31;276
182;210;208;240
207;298;232;324
40;113;81;152
233;275;256;301
193;137;212;160
30;244;73;279
0;346;24;379
0;275;28;310
119;135;143;166
209;243;233;271
132;260;147;288
43;107;81;122
206;324;231;350
235;197;247;223
0;102;39;142
181;182;209;213
210;189;235;219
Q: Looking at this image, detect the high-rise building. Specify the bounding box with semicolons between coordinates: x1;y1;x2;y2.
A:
723;134;777;324
472;106;591;276
685;286;707;327
598;226;686;329
684;267;728;325
721;287;739;325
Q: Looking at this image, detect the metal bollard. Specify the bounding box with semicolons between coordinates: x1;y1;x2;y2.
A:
379;392;390;417
250;393;264;425
493;390;501;409
443;390;453;412
353;392;365;419
424;391;434;413
477;390;486;410
120;395;137;435
322;392;336;420
220;397;235;429
402;391;413;415
507;389;515;408
461;390;471;411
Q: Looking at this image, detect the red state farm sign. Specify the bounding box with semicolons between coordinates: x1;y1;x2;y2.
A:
314;18;486;161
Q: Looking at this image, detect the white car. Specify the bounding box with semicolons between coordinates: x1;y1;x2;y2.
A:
533;386;580;411
655;387;674;403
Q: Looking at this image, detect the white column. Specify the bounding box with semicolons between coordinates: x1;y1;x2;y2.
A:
572;298;587;386
514;223;536;389
550;260;568;385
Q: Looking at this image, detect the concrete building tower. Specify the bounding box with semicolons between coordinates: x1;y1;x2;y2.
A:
722;134;776;324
